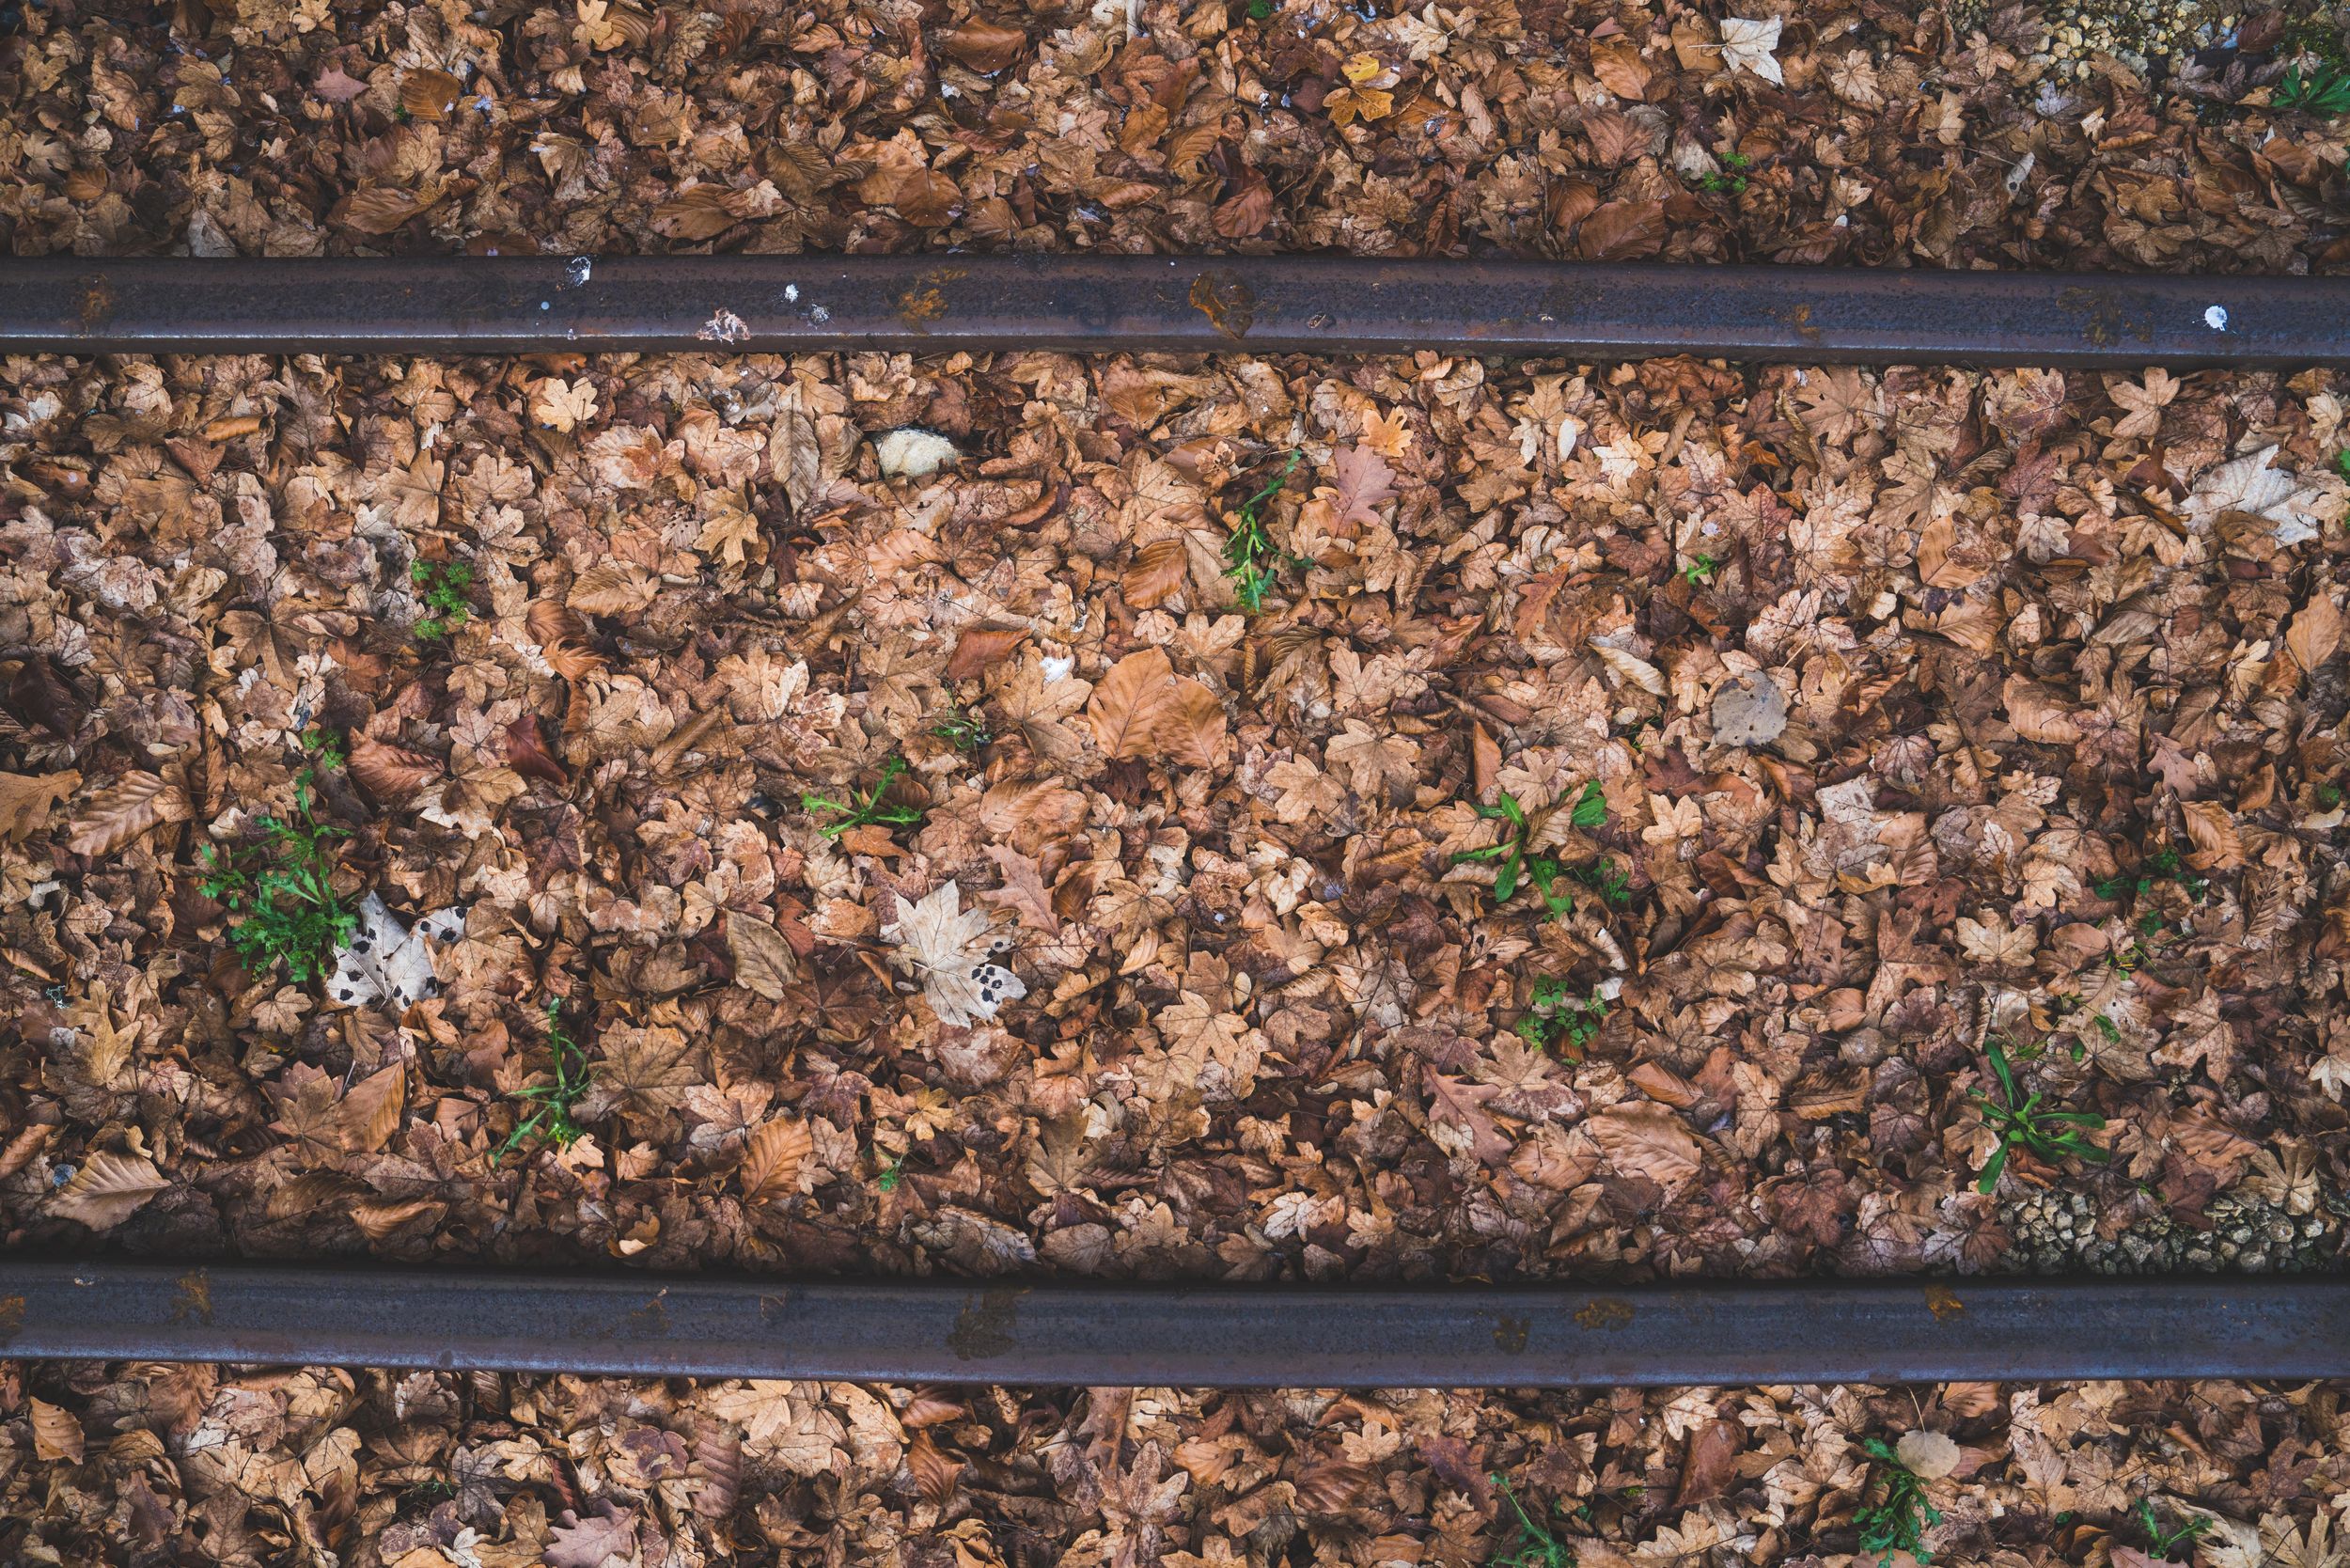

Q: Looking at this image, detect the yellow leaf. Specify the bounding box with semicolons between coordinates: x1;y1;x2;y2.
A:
30;1399;83;1464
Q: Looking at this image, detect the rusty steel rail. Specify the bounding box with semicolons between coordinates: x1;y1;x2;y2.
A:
2;256;2346;366
1;1261;2342;1384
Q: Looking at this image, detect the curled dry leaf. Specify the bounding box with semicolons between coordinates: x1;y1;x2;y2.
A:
2179;801;2244;870
398;67;463;120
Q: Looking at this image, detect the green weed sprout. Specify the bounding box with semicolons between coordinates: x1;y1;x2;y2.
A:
803;755;925;839
494;1000;592;1166
1967;1038;2108;1195
1224;449;1306;613
200;775;356;985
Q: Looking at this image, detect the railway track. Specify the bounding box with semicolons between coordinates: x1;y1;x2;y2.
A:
3;255;2346;366
2;252;2345;1386
3;1261;2343;1385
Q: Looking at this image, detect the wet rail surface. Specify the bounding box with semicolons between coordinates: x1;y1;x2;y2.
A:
0;1262;2342;1384
3;255;2346;366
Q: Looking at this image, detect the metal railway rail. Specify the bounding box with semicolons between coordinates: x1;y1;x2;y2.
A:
0;1261;2343;1385
2;252;2346;1386
0;255;2345;366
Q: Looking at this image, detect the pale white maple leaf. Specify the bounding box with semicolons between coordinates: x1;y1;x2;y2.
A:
1719;17;1784;84
2311;1049;2350;1102
2184;445;2331;544
327;893;463;1012
882;882;1026;1027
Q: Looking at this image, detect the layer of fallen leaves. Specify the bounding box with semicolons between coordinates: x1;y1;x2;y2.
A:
3;0;2347;269
3;1365;2347;1568
2;343;2349;1281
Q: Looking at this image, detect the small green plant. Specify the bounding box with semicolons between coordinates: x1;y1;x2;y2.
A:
200;775;357;985
2133;1498;2214;1561
803;755;925;839
1223;449;1306;613
1515;978;1609;1058
1454;784;1606;917
1682;553;1719;586
1486;1475;1577;1568
2320;780;2344;808
2094;846;2209;904
411;558;475;640
1565;855;1632;907
876;1156;906;1192
2333;449;2350;481
494;1000;592;1166
302;727;347;771
2276;59;2350;116
1854;1438;1942;1567
931;705;995;753
1967;1037;2108;1195
1246;0;1272;16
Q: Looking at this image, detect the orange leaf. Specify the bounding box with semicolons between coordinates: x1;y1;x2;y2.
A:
739;1117;813;1206
1120;539;1190;608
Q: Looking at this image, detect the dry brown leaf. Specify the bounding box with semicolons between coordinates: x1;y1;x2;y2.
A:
727;916;800;1000
2001;676;2082;745
2179;800;2244;870
2285;592;2342;676
30;1399;83;1464
399;67;463;120
348;736;444;801
907;1430;963;1503
336;1061;408;1154
1587;1103;1701;1195
67;772;188;857
0;768;78;843
1084;648;1229;769
946;625;1028;682
739;1117;813;1206
1121;539;1191;608
350;1196;446;1241
940;20;1026;71
49;1148;169;1231
568;563;658;618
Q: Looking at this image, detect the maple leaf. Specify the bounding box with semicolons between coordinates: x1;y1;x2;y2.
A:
697;1383;848;1475
882;883;1026;1027
1718;17;1784;83
529;376;598;432
978;844;1060;934
2184;446;2330;542
1324;445;1396;529
0;769;78;843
